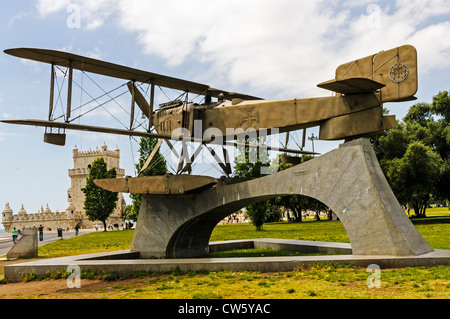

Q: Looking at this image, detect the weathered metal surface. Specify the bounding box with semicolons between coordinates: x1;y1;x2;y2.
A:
3;45;418;146
333;45;418;103
43;132;66;146
94;174;218;195
317;77;385;94
319;106;384;140
154;92;386;141
4;48;261;101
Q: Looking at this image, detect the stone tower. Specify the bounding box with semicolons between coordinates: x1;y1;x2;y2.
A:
1;143;126;232
67;142;126;227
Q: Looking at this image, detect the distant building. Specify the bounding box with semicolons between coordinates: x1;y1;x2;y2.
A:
2;143;126;232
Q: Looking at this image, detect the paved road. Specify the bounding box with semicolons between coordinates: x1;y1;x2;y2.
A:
0;229;94;256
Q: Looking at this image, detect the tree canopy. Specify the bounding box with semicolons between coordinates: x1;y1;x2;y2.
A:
127;137;168;220
373;90;450;216
82;157;118;231
271;154;328;222
233;136;330;229
233;137;271;230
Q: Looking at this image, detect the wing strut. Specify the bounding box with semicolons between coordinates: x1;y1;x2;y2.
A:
177;140;191;174
149;83;155;130
45;62;68;145
179;143;204;175
48;63;55;121
66;61;73;123
130;81;135;129
127;81;154;130
205;145;232;177
139;138;164;176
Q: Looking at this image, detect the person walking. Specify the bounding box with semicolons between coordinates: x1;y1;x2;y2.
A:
38;224;44;241
75;224;79;236
12;227;18;244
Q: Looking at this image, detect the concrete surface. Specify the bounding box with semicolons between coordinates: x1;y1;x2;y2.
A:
6;228;38;259
209;238;353;255
4;238;449;283
131;138;433;258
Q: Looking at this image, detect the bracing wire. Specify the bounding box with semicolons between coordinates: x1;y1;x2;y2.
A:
49;66;222;176
129;136;137;176
53;70;66;121
68;84;129;128
78;64;84;123
82;71;130;116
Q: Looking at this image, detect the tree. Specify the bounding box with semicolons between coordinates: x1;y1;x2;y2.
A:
233;136;271;230
246;201;268;231
431;91;450;202
436;158;450;203
130;137;167;216
265;204;283;223
272;192;309;222
432;90;450;123
121;204;137;222
82;157;118;231
372;91;450;216
403;102;433;126
385;142;442;216
271;154;328;222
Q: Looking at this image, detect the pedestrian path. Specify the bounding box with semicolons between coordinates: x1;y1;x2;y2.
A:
0;233;11;243
0;229;95;257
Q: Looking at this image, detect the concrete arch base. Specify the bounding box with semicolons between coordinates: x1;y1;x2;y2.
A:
131;138;433;259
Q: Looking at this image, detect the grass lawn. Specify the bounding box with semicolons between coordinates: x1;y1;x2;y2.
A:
0;214;449;299
419;206;450;217
30;207;450;258
210;219;350;243
37;229;136;258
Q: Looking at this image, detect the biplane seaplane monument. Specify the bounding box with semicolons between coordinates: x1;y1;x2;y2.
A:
1;45;437;265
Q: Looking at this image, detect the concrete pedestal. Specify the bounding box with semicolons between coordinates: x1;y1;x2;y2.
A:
131;138;433;258
6;228;38;259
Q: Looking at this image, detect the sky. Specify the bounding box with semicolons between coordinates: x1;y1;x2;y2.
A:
1;0;450;226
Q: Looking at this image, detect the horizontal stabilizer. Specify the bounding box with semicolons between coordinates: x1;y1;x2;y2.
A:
317;77;385;95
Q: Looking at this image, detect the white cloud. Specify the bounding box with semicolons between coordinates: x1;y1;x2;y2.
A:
37;0;117;30
114;0;450;97
36;0;450;98
407;22;450;72
0;131;21;142
84;47;104;60
36;0;71;15
8;12;25;27
19;59;42;74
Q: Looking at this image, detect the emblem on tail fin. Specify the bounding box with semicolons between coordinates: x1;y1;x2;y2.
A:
389;62;409;83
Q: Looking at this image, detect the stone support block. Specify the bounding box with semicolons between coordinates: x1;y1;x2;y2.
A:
131;138;433;258
6;228;38;259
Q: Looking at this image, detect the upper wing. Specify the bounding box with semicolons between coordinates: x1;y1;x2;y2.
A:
4;48;263;101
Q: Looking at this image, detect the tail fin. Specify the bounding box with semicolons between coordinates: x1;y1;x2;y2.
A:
319;45;418;103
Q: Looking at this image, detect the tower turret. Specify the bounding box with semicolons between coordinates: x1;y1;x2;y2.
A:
2;203;14;232
2;203;13;221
